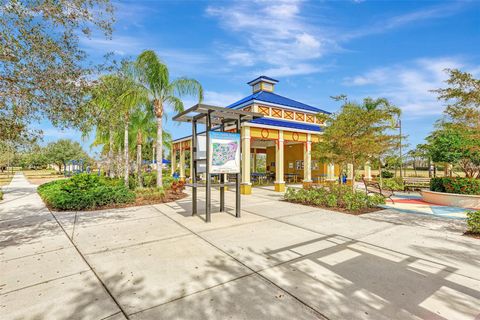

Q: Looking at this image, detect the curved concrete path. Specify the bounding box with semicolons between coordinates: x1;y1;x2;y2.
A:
1;173;480;319
0;173;126;320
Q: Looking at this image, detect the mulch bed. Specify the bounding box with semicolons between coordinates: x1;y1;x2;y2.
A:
463;231;480;239
283;200;384;215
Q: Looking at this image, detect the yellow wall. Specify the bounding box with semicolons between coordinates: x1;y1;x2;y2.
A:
265;143;334;181
284;144;304;178
266;146;275;173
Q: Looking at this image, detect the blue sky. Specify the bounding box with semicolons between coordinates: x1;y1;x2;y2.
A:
37;0;480;156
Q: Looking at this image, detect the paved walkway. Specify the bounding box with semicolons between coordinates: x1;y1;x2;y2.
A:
1;173;480;319
383;193;471;220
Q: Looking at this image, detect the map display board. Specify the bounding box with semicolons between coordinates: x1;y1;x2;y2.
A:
208;131;240;174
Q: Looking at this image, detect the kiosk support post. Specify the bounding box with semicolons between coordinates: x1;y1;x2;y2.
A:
219;122;225;212
192;119;197;216
236;115;241;218
205;111;212;223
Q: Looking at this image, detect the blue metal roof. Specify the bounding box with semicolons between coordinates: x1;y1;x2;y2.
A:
226;90;330;114
249;117;324;132
247;75;279;85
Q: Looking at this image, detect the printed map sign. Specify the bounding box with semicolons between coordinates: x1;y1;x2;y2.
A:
209;131;240;174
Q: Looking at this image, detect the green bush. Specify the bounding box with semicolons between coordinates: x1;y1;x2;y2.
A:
466;210;480;234
284;185;385;212
430;177;480;195
38;174;135;210
382;177;404;191
141;172;175;189
381;170;394;178
0;189;3;200
430;177;445;192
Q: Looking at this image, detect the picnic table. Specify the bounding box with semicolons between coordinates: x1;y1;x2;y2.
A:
251;172;267;185
284;173;299;183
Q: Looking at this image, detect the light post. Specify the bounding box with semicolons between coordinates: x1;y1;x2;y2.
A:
395;118;403;178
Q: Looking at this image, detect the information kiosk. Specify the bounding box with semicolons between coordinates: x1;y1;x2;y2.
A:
172;104;262;222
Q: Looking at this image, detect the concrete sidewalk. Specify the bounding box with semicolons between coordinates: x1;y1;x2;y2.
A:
0;173;126;320
1;174;480;319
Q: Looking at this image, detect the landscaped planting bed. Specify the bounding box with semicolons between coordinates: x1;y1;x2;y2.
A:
465;210;480;239
284;185;385;215
38;173;186;211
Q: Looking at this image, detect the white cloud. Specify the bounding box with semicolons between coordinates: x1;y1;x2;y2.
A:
344;57;468;117
342;2;467;41
206;0;328;76
225;51;255;67
204;91;244;107
261;63;322;78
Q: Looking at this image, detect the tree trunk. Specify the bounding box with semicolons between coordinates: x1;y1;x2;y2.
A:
154;99;163;187
124;121;129;187
378;162;383;189
351;166;356;192
108;127;114;178
137;144;142;187
413;157;417;177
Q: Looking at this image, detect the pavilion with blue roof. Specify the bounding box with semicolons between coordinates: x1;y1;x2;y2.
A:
171;76;342;194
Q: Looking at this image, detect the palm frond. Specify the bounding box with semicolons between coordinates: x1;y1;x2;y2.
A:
170;77;204;102
135;50;169;99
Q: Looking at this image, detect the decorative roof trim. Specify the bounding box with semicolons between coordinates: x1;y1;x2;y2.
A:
247;75;279;86
230;99;325;115
245;122;323;134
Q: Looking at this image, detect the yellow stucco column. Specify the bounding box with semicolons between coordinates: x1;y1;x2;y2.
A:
171;147;176;175
347;163;353;180
327;163;335;181
364;162;372;180
303;134;312;188
179;147;185;181
275;130;285;192
189;141;193;181
241;126;252;195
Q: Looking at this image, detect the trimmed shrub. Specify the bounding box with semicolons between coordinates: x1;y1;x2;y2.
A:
38;174;135;210
141;172;175;189
381;170;394;178
466;210;480;234
430;177;480;195
382;177;404;191
284;185;385;212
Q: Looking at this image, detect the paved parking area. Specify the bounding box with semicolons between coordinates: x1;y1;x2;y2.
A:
1;173;480;319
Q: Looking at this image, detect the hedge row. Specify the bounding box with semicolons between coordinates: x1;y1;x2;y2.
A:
430;177;480;195
285;185;385;212
38;174;135;210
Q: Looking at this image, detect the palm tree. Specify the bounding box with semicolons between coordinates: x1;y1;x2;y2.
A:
129;104;156;187
117;62;149;185
135;50;203;187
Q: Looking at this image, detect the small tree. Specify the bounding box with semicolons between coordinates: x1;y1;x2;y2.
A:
315;97;400;190
45;140;89;173
1;0;114;142
427;127;480;178
429;69;480;178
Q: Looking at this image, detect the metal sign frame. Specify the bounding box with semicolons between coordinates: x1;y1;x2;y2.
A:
173;104;262;223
